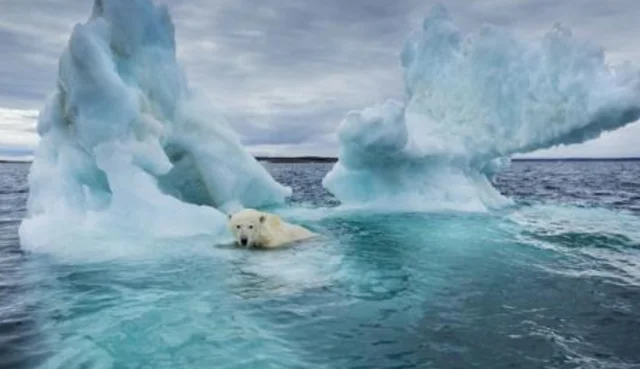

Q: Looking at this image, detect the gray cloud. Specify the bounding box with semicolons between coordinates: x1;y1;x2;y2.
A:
0;0;639;156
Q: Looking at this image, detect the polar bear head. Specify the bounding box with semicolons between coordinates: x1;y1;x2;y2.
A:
228;208;277;247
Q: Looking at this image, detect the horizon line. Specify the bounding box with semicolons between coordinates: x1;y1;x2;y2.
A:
4;156;640;164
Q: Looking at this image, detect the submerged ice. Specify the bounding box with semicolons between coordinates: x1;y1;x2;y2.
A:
20;0;290;250
323;5;640;211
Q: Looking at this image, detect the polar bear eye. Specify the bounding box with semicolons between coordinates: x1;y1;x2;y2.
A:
248;225;253;229
236;225;241;229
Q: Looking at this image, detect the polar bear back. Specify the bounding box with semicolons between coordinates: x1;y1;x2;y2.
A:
261;214;316;248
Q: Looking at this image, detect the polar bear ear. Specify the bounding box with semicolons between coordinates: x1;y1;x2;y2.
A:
259;214;266;223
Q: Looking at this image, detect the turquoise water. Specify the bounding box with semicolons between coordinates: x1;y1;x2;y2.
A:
2;161;640;368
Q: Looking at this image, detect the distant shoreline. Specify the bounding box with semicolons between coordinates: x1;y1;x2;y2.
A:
255;156;338;163
0;160;33;164
3;157;640;165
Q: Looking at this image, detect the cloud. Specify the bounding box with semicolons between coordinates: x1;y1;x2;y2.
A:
0;108;38;150
1;0;639;157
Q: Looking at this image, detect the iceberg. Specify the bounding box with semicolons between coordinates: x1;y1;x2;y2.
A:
323;5;640;211
20;0;290;250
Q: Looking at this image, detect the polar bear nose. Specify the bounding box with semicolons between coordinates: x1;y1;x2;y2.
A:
240;237;248;246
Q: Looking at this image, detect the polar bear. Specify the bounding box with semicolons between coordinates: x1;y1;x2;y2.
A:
228;208;316;248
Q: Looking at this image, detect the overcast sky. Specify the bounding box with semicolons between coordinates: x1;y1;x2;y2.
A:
1;0;640;159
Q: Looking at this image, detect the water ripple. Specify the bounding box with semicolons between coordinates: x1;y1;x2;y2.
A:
2;162;640;368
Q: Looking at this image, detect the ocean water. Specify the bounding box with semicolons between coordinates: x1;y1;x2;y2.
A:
1;160;640;369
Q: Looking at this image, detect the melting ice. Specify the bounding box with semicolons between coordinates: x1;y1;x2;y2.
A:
20;0;291;251
19;0;640;253
323;5;640;211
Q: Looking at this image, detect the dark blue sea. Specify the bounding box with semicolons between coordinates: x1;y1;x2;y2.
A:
1;160;640;369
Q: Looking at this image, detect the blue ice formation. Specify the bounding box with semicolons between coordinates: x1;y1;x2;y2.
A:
20;0;290;248
323;5;640;211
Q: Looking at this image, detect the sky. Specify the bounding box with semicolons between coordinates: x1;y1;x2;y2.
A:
1;0;640;159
